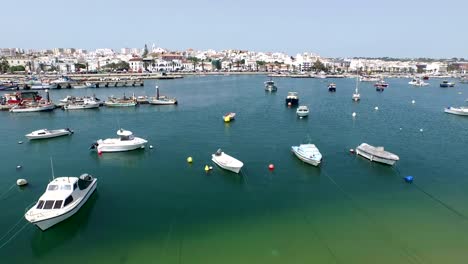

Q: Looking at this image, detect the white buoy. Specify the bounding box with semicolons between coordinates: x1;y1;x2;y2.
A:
420;128;424;132
399;127;402;130
18;141;23;144
412;100;415;104
16;165;22;169
17;179;28;186
352;112;356;117
149;145;153;149
374;106;379;111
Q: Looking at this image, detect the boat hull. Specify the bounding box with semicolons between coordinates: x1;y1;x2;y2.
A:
291;146;321;166
64;103;100;110
444;107;468;116
356;148;397;165
26;130;72;140
96;139;147;152
29;180;97;231
10;104;56;113
285;98;299;105
211;153;243;173
148;99;177;105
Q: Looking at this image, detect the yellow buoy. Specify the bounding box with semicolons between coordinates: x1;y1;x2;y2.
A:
224;116;230;122
204;165;210;172
187;157;193;163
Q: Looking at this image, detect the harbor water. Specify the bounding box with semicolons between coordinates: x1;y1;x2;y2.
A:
1;75;468;263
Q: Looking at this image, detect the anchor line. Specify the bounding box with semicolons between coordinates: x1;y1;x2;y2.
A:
0;222;29;250
0;216;25;243
321;168;426;264
393;166;468;221
0;184;16;200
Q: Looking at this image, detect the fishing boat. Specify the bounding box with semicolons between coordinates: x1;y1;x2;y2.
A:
223;112;236;122
440;80;455;87
296;105;309;117
10;101;56;113
90;129;148;152
444;106;468;116
104;95;137;107
148;86;177;105
328;83;336;92
25;128;73;140
291;144;322;166
355;143;400;166
64;98;100;110
285;92;299;106
211;149;244;173
374;80;389;91
264;79;278;92
25;173;97;231
409;78;429;86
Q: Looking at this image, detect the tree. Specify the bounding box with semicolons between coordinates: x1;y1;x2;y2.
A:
255;60;266;72
187;57;199;71
212;60;221;70
9;65;25;72
312;59;326;72
75;63;86;71
142;44;149;58
0;57;9;73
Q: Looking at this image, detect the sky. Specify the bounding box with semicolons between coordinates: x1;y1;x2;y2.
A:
1;0;466;58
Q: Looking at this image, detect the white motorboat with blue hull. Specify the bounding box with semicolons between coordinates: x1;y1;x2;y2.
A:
444;106;468;116
25;174;97;231
356;143;399;166
291;144;322;166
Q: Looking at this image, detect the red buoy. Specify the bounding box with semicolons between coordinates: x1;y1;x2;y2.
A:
98;150;103;155
268;164;275;171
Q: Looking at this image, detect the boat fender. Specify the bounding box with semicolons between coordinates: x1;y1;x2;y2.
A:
204;165;210;172
187;157;193;163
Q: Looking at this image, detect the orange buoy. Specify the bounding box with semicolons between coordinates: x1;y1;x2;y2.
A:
268;164;275;171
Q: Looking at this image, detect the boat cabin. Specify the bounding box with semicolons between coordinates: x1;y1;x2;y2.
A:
34;177;78;210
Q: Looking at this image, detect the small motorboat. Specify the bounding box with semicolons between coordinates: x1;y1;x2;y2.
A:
73;82;94;89
10;101;56;113
296;106;309;117
444;106;468;116
355;143;399;166
409;78;429;86
148;86;177;105
264;80;278;92
374;80;389;91
25;174;97;231
328;83;336;92
90;129;147;152
223;112;236;122
285;92;299;106
64;98;100;110
26;128;73;140
291;144;322;166
440;80;455;88
211;149;244;173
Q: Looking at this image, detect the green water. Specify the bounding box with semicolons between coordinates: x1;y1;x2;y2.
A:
1;75;468;263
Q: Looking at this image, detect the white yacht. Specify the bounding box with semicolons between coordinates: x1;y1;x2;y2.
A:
90;129;148;152
444;106;468;116
64;98;100;110
296;105;309;117
212;149;244;173
291;144;322;166
356;143;399;166
26;128;73;140
25;174;97;231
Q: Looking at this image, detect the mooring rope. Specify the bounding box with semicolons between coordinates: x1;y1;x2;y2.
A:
0;216;25;243
393;166;468;221
0;184;17;200
0;222;29;250
321;168;426;264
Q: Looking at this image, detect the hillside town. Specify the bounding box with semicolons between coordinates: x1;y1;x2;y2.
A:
1;44;467;75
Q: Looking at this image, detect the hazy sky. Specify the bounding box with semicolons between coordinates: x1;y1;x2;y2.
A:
1;0;466;58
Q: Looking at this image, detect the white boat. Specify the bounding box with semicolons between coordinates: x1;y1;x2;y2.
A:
291;144;322;166
64;98;100;110
223;112;236;122
148;86;177;105
90;129;147;152
264;80;277;92
444;106;468;116
25;174;97;231
408;78;429;86
104;95;137;107
356;143;399;166
211;149;244;173
352;75;360;101
73;82;94;89
360;76;380;82
30;83;58;90
10;101;56;113
26;128;73;140
296;105;309;117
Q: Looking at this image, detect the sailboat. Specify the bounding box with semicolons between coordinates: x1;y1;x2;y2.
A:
352;74;360;101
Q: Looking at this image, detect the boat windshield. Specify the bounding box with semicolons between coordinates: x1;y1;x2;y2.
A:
47;184;72;191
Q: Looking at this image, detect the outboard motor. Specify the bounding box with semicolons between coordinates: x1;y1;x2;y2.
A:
215;149;222;156
89;142;98;149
